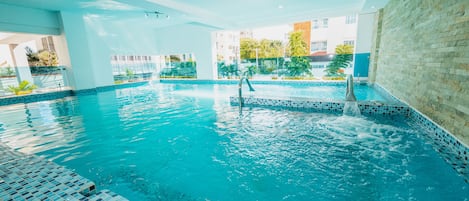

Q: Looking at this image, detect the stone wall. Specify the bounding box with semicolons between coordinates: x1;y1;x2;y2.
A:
368;9;383;83
374;0;469;144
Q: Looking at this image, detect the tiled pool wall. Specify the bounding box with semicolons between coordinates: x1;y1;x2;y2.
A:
230;96;410;116
408;108;469;183
229;82;469;183
0;81;149;106
0;143;127;200
0;90;73;106
73;81;149;95
372;83;469;181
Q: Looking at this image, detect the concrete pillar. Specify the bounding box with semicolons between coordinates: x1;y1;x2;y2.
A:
353;12;376;80
196;32;217;80
59;11;113;90
9;44;33;84
155;24;218;80
52;35;72;87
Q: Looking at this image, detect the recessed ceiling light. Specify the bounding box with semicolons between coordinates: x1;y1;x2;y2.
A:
278;5;284;9
371;6;376;9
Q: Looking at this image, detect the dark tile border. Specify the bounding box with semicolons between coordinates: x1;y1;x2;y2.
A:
408;107;469;183
73;81;149;95
230;96;410;117
0;90;73;106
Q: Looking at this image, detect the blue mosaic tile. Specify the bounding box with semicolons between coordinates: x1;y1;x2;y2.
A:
72;88;98;95
0;90;72;106
231;91;469;183
72;81;149;95
407;108;469;183
113;81;149;89
89;189;128;201
231;96;409;116
0;143;127;200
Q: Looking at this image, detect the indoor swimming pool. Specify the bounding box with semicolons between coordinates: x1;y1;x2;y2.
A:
0;83;468;200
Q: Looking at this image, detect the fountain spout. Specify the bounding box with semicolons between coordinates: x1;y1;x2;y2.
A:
345;74;357;101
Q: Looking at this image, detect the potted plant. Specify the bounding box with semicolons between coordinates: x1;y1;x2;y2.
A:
126;69;135;82
7;80;37;95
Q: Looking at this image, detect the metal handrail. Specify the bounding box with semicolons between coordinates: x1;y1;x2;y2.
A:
238;76;255;111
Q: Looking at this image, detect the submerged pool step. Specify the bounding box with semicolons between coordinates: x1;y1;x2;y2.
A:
0;143;127;201
230;96;410;116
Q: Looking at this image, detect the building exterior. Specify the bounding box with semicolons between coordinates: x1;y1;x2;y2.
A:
292;21;311;53
214;31;240;65
310;15;358;55
292;15;359;77
239;30;253;39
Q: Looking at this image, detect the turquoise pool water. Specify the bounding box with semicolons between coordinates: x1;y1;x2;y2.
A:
237;83;390;102
0;83;467;200
170;82;392;102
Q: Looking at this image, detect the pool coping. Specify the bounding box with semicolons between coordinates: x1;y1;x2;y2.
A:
0;81;149;106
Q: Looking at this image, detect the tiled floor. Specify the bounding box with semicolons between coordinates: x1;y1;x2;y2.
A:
0;143;127;201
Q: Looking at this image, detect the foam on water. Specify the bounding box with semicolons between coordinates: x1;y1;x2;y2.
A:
343;101;361;116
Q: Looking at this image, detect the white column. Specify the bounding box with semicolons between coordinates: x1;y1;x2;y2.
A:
196;32;217;80
155;24;218;80
10;44;34;84
60;11;113;90
52;35;72;87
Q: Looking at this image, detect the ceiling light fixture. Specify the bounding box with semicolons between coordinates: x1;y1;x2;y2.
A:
144;11;169;19
278;5;284;9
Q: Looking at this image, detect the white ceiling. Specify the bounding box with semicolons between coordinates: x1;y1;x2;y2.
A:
0;0;389;30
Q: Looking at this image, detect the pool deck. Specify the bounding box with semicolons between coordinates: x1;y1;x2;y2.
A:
0;143;127;200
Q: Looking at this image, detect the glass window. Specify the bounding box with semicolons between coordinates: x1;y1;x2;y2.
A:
312;19;329;29
346;15;357;24
311;41;327;52
322;19;328;28
344;40;355;46
312;19;319;29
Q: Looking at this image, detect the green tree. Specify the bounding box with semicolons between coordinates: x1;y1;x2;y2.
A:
324;44;354;77
260;39;284;58
240;38;285;60
37;50;59;66
217;62;239;79
240;38;259;59
170;55;181;62
286;31;311;76
25;46;39;66
245;65;257;78
287;31;309;57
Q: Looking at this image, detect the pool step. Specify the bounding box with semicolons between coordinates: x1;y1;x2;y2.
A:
230;96;409;116
0;143;127;201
